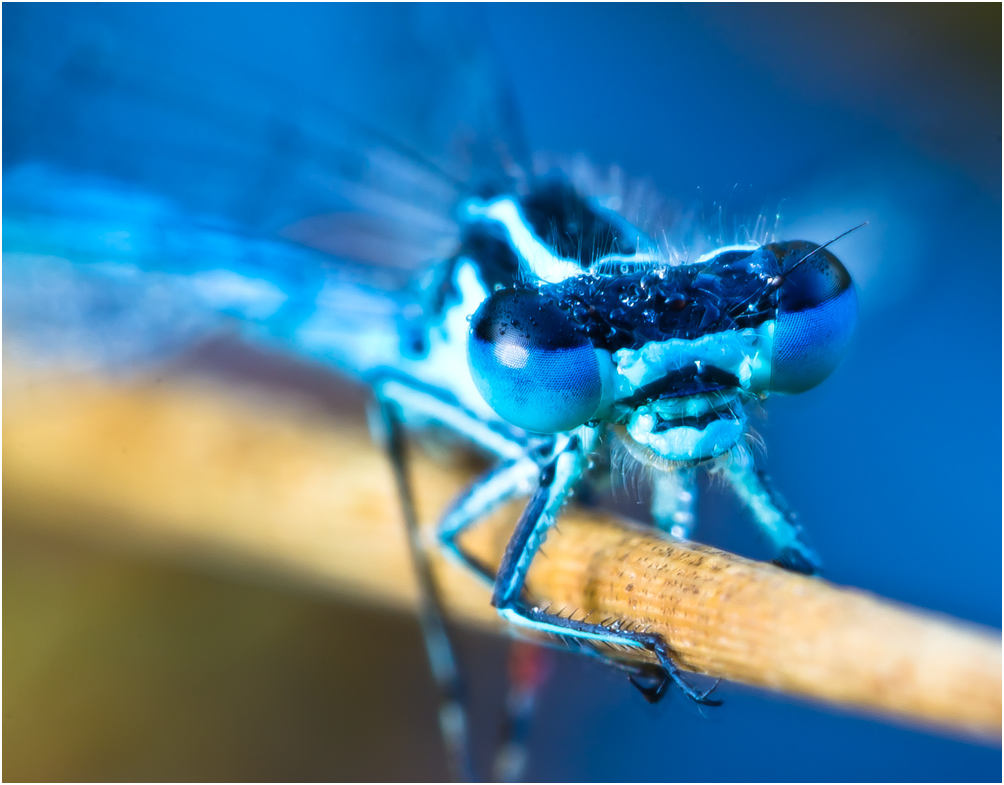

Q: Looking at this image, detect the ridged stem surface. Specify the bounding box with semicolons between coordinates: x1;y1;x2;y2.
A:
5;374;1000;743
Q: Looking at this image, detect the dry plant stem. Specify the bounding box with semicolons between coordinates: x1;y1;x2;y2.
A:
4;374;1001;744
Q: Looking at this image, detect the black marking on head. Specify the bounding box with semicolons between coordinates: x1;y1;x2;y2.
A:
471;287;586;351
617;364;741;407
650;408;738;433
766;241;853;312
546;247;780;353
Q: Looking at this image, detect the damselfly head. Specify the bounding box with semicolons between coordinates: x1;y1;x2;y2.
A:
466;190;857;469
765;240;858;394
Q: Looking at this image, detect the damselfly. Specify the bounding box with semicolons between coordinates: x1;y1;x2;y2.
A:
363;184;858;781
4;6;859;781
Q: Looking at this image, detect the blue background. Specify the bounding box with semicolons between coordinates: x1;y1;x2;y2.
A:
4;4;1000;781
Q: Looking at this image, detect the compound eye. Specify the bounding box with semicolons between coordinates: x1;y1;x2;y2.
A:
468;289;603;433
769;241;857;394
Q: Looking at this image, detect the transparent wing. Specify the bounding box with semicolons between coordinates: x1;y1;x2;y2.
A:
3;4;530;373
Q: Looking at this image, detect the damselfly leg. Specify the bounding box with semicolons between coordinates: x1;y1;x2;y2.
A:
373;376;723;779
438;460;539;587
721;459;822;576
489;428;722;707
653;458;820;575
369;396;475;783
652;466;699;539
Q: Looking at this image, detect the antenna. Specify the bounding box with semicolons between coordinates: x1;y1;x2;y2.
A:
779;221;869;279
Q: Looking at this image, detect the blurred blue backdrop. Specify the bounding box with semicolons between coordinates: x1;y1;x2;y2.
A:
4;3;1000;781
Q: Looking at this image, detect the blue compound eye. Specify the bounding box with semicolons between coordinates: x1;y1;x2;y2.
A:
770;241;858;394
468;289;604;433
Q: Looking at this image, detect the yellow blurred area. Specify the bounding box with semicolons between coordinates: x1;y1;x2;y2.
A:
3;524;471;781
2;356;500;781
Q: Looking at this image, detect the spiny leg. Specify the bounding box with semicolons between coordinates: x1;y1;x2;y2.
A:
643;466;704;699
434;428;695;770
570;640;673;703
374;375;530;463
370;397;475;782
500;604;720;706
491;429;721;707
437;452;666;776
651;466;698;539
438;458;559;782
438;458;540;587
371;377;557;781
436;447;677;699
721;456;822;575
